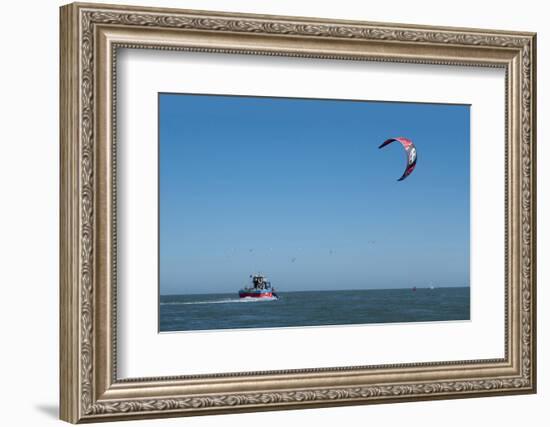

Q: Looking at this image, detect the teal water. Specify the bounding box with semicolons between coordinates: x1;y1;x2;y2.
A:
159;287;470;332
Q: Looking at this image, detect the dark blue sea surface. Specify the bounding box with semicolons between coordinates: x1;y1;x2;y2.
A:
159;287;470;332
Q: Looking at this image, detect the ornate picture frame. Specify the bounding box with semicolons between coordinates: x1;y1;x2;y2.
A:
60;2;536;423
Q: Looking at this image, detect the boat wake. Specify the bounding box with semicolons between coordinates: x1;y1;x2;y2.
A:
161;297;279;306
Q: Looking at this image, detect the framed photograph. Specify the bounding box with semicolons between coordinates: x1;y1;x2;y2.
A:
60;2;537;423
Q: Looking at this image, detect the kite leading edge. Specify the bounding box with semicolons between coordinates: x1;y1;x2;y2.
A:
378;137;417;181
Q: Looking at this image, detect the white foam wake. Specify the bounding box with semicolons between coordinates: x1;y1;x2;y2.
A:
160;297;278;306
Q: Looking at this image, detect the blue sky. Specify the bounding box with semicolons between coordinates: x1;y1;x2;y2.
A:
159;93;470;294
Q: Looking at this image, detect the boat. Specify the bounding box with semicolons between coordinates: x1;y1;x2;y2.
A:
239;274;279;299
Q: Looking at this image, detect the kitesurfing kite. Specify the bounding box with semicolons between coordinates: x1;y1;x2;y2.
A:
378;137;417;181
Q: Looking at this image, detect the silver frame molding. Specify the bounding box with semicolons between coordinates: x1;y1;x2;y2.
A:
60;2;536;423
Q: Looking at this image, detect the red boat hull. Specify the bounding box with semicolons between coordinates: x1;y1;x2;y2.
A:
239;292;273;298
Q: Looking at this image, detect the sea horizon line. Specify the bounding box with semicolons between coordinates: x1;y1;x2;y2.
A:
160;285;470;297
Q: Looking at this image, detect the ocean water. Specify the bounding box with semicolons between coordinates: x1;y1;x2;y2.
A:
159;287;470;332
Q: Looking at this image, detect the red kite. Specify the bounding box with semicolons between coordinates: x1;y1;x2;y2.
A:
379;137;417;181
